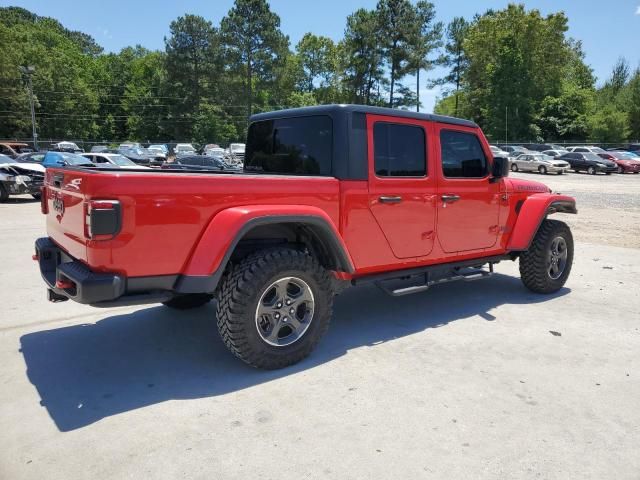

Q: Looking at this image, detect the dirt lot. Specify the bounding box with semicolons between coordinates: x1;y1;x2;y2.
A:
1;173;639;480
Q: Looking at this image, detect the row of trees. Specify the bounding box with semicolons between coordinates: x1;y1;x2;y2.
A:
1;2;638;145
432;5;640;143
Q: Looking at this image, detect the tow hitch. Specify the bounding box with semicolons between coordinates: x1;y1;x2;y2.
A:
47;289;69;303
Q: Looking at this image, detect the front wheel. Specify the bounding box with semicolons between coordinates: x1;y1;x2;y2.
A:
519;219;574;294
538;166;547;175
588;166;596;175
216;247;333;369
617;166;624;174
511;164;518;172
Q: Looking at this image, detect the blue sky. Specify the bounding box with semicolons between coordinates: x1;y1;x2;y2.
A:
4;0;640;112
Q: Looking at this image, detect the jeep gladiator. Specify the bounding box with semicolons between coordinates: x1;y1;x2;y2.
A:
34;105;576;369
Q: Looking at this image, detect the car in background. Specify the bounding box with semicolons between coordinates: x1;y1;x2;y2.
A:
118;147;151;165
148;144;169;154
496;145;531;157
82;153;152;169
145;146;167;162
16;151;47;164
204;146;226;159
510;153;569;175
174;143;197;157
0;153;45;201
226;143;245;164
520;143;567;152
542;149;569;158
566;146;606;154
42;151;95;168
50;141;83;153
0;142;33;158
556;152;616;175
90;145;111;153
490;145;510;157
597;151;640;174
161;155;240;172
119;142;142;150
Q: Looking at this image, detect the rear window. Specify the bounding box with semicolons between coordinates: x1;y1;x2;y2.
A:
245;116;332;175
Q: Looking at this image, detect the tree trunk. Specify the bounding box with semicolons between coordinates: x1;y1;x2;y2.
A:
389;66;395;109
416;68;420;112
247;52;253;119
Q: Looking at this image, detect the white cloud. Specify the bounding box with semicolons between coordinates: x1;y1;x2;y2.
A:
636;5;640;14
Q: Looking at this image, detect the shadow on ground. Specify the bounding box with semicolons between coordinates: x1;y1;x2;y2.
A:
20;273;568;431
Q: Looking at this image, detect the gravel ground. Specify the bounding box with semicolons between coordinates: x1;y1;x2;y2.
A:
511;171;640;248
0;174;639;480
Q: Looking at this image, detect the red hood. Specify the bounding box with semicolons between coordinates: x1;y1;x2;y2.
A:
505;177;551;194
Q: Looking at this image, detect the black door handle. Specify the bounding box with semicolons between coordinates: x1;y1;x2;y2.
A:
441;194;460;203
379;196;402;204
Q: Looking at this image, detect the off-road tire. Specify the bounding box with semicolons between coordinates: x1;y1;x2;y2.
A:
519;219;573;294
0;184;8;202
216;247;333;369
162;293;213;310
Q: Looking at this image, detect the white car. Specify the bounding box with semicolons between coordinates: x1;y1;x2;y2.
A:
226;143;245;165
510;153;570;175
174;143;197;157
82;153;151;169
490;145;510;157
542;149;569;158
52;141;83;153
0;153;46;201
566;146;606;154
204;147;226;158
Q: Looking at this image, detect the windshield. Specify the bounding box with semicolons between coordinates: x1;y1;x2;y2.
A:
0;154;17;163
532;155;553;161
584;153;605;162
109;155;137;166
176;145;195;152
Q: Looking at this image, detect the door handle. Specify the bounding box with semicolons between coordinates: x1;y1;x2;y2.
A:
379;196;402;204
441;194;460;203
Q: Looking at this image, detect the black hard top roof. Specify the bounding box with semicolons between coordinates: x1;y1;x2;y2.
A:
250;104;478;128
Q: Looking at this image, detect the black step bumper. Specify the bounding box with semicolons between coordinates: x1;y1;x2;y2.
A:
35;237;126;304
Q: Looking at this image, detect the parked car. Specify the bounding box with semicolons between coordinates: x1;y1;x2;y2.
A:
145;146;167;162
119;147;164;166
489;145;510;157
42;151;95;168
520;143;567;152
119;142;142;150
90;145;110;153
35;104;577;369
82;153;152;169
174;143;197;157
0;142;33;158
162;155;239;172
542;149;569;158
0;153;45;201
556;152;616;174
510;153;569;175
496;145;531;156
566;146;606;154
50;141;83;153
226;143;245;164
16;151;47;164
204;146;226;159
148;144;169;154
597;151;640;174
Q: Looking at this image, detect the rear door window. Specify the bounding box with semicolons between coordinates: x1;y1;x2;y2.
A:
245;116;332;175
373;122;426;177
440;130;488;178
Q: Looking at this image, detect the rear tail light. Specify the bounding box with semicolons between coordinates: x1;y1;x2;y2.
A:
85;200;121;240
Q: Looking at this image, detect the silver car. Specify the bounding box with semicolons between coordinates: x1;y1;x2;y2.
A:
510;153;569;175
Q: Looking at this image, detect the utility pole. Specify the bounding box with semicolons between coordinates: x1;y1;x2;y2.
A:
19;66;38;150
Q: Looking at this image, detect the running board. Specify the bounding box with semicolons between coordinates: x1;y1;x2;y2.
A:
375;263;495;297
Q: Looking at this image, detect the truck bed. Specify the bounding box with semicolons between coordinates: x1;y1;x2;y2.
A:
44;167;340;278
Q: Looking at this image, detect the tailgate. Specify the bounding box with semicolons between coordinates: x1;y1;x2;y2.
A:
44;168;91;261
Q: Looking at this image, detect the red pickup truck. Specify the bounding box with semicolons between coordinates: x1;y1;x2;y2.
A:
35;105;576;369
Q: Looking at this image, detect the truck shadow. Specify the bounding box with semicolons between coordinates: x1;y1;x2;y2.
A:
20;273;569;432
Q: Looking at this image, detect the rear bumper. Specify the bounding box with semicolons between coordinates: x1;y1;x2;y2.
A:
34;237;220;306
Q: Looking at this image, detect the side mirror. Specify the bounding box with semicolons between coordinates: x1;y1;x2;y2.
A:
490;156;509;181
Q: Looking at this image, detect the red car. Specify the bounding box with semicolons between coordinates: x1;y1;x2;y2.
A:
34;105;577;369
598;152;640;174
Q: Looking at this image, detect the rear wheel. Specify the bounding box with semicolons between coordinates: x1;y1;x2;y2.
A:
587;166;596;175
617;166;624;174
0;184;8;203
162;293;213;310
538;166;547;175
519;219;573;294
216;247;333;369
511;164;518;172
